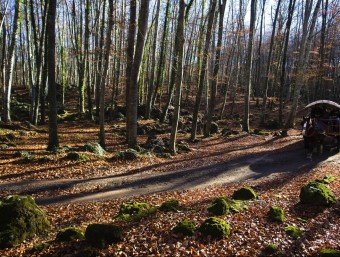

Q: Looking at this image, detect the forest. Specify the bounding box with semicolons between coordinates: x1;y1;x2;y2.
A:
0;0;339;256
0;0;339;149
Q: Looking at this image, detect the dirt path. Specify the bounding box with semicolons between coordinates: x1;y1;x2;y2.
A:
2;138;338;205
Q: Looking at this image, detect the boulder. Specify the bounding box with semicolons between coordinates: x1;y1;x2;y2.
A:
300;182;337;206
199;217;230;239
0;195;50;249
85;224;123;248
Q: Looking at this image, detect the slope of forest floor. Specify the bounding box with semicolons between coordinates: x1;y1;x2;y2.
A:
0;121;339;256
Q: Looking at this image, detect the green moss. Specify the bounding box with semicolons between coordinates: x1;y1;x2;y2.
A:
285;225;302;239
55;227;85;242
114;202;157;222
172;219;196;236
300;181;337;206
208;197;230;215
317;176;336;184
0;144;8;150
85;224;123;248
27;242;50;254
253;129;270;136
264;244;278;255
268;206;284;222
83;142;106;156
232;187;258;200
0;195;50;249
199;217;230;239
208;197;246;215
66;152;89;161
320;248;340;257
115;149;139;161
160;199;181;212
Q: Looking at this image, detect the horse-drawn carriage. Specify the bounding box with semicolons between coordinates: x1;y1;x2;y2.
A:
302;100;340;159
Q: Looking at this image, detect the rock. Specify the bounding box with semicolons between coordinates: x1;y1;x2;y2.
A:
115;149;139;161
264;244;278;255
114;202;157;222
55;227;85;242
207;197;230;216
210;122;219;134
208;197;246;215
268;206;284;222
232;187;258;200
199;217;230;239
0;195;50;249
285;225;302;239
85;224;123;248
83;142;106;156
160;199;181;212
172;219;196;236
299;181;337;206
320;248;340;257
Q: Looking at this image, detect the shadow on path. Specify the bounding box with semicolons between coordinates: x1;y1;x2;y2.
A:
1;140;337;205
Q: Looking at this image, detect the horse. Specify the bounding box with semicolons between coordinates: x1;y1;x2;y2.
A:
301;116;326;160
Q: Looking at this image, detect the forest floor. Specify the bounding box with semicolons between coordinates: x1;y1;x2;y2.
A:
0;118;339;256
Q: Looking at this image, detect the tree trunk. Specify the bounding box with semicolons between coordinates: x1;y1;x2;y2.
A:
46;0;59;150
99;0;114;148
3;0;21;123
204;0;227;137
242;0;257;132
126;0;149;148
284;0;322;130
145;0;160;119
191;0;217;141
279;0;296;124
169;0;192;154
260;0;281;124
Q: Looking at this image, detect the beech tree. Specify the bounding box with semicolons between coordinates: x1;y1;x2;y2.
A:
46;0;59;150
126;0;150;148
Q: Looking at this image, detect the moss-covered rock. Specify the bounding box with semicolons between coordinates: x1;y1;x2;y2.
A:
85;224;123;248
0;195;50;249
66;152;89;161
208;197;230;215
300;181;337;206
14;151;35;162
55;227;85;242
172;219;196;236
160;199;181;212
268;206;284;222
83;142;106;156
207;197;246;216
210;122;219;134
199;217;230;239
264;244;278;255
285;225;302;239
317;175;336;184
114;202;156;222
232;187;258;200
26;242;50;255
320;248;340;257
115;149;139;161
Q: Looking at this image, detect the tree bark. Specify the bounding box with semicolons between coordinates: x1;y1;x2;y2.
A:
204;0;227;137
284;0;322;130
126;0;150;148
242;0;257;132
3;0;21;123
99;0;114;148
191;0;217;141
169;0;191;155
47;0;59;150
